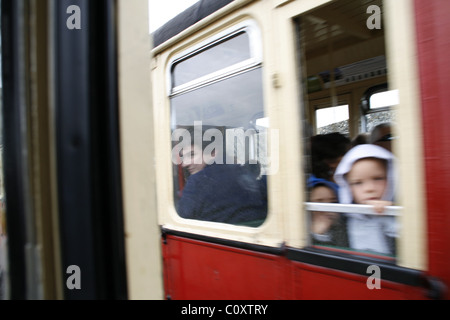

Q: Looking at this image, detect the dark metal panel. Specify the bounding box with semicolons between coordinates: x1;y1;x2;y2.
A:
53;0;96;300
1;0;30;300
52;0;127;299
286;247;425;287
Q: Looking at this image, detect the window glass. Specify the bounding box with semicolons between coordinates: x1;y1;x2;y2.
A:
365;89;397;133
315;104;349;135
298;0;399;260
170;26;268;227
172;32;251;88
365;110;396;133
370;90;399;110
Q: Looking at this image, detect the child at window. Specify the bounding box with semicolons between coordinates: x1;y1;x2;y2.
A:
333;144;398;255
307;176;349;247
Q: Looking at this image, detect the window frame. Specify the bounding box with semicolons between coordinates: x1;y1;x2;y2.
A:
167;20;263;98
154;16;284;248
168;20;267;228
296;3;410;263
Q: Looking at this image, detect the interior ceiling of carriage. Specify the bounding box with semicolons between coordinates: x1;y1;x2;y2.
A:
302;0;384;76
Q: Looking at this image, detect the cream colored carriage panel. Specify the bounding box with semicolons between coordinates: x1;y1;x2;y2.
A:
118;0;163;300
384;0;426;270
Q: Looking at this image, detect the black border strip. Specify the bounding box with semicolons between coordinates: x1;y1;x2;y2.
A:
1;0;29;299
162;227;426;287
287;247;425;287
53;0;127;299
161;227;285;256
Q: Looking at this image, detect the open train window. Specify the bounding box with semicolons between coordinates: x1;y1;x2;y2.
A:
297;0;400;261
169;21;268;227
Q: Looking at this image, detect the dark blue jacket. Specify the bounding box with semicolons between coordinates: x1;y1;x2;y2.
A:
177;164;267;225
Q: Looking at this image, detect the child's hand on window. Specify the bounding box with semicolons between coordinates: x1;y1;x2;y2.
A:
366;200;393;214
311;211;338;234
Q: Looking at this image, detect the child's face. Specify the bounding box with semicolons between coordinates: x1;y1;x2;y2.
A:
310;185;337;203
309;185;339;233
346;158;388;205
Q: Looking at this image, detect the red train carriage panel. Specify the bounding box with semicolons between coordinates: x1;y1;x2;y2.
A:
162;231;430;300
162;231;288;300
415;0;450;299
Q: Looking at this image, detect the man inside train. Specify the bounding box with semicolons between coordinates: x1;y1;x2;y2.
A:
176;131;267;226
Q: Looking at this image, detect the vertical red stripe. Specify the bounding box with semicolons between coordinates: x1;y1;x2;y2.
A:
414;0;450;296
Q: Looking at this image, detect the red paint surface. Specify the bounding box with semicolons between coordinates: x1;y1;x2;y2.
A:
162;235;426;300
162;235;288;299
414;0;450;299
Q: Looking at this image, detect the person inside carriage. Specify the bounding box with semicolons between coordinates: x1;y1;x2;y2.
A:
334;144;398;255
176;127;267;226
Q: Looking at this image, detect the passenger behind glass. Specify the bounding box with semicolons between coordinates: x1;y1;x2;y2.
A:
370;122;393;152
351;132;369;148
334;144;397;255
307;176;348;247
310;132;351;183
177;140;267;226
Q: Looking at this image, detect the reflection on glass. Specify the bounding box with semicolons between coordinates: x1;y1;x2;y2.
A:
172;68;263;129
171;67;268;227
172;32;251;87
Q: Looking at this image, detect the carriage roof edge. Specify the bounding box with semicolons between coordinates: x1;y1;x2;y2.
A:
151;0;235;48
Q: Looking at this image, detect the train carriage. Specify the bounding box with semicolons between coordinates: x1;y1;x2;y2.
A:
151;0;449;300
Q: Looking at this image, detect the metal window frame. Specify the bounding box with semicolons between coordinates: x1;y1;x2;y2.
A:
167;19;263;97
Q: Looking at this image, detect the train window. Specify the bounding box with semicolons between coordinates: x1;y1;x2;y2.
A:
311;95;351;136
170;21;268;227
362;86;397;133
171;31;251;88
298;0;400;260
370;90;399;110
315;104;349;135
